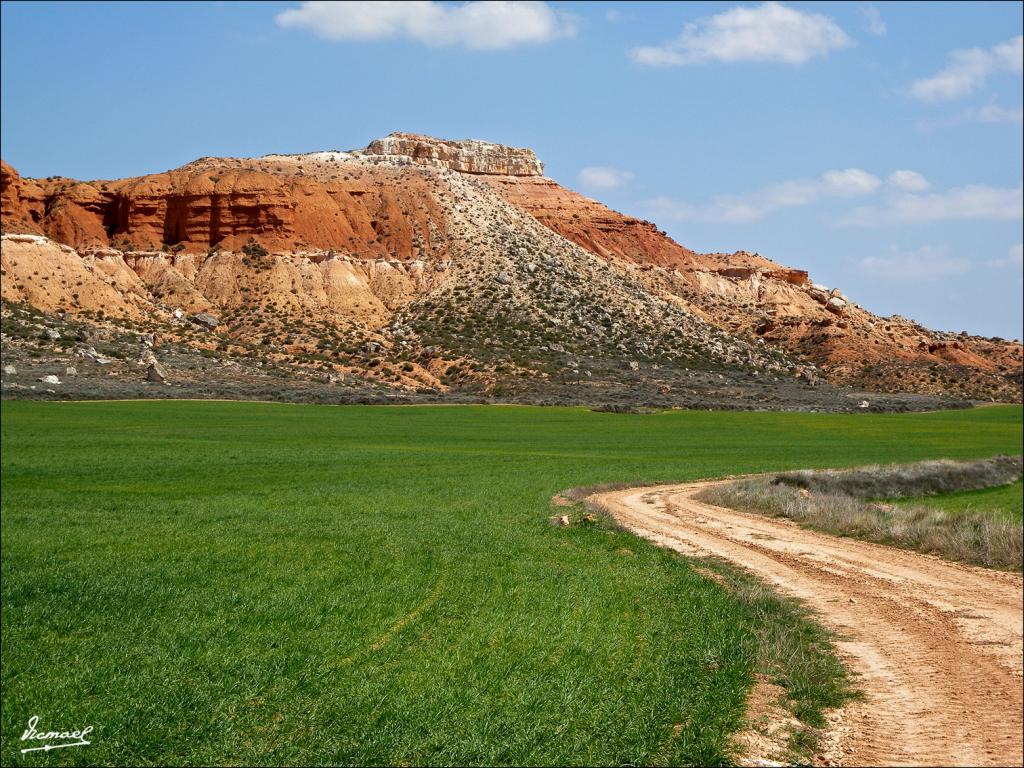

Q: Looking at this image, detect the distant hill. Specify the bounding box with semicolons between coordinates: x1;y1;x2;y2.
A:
2;133;1020;402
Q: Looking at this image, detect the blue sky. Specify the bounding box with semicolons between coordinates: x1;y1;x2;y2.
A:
2;1;1021;338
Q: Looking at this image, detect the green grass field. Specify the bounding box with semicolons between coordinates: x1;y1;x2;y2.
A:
1;401;1020;766
892;479;1023;521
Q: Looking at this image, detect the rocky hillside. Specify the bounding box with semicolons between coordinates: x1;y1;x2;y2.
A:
2;133;1020;404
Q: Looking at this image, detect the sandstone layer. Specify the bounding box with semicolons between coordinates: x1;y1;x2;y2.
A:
2;133;1020;401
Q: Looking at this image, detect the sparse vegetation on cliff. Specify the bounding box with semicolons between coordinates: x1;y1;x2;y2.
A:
2;135;1020;404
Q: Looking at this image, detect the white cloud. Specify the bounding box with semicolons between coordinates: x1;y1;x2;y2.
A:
820;168;882;196
887;170;930;192
968;104;1024;123
644;168;880;223
910;35;1023;102
916;103;1024;130
994;35;1024;70
839;183;1024;227
987;243;1024;268
643;193;762;224
578;166;634;190
605;9;621;22
629;2;851;67
275;1;576;50
650;171;1022;228
860;246;970;280
861;4;886;36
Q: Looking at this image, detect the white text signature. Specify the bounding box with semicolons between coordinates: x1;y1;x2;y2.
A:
20;715;93;754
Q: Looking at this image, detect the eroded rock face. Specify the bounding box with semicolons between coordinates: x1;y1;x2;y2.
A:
3;163;452;259
0;235;152;319
1;159;44;234
481;174;698;268
365;132;544;176
2;132;1021;402
0;233;430;331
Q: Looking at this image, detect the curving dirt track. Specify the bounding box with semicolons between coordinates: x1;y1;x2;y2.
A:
590;481;1024;767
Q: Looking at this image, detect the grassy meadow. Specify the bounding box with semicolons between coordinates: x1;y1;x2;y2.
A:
892;479;1023;522
1;401;1020;765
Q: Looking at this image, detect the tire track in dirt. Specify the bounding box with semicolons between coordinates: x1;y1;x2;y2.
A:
590;481;1023;767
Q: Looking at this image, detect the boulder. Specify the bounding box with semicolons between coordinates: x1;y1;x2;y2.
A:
826;297;847;315
65;366;77;376
37;375;60;384
80;347;114;365
807;283;830;303
146;361;167;383
42;328;61;341
2;365;15;375
191;312;219;329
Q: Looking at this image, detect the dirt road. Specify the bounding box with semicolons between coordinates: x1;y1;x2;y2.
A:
590;481;1024;767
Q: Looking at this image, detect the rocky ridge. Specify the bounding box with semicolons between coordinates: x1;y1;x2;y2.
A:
2;133;1020;404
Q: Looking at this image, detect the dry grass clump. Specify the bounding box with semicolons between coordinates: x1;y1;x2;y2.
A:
698;457;1023;571
771;455;1022;499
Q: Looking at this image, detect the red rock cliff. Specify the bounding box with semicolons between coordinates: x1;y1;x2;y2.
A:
2;134;1020;401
